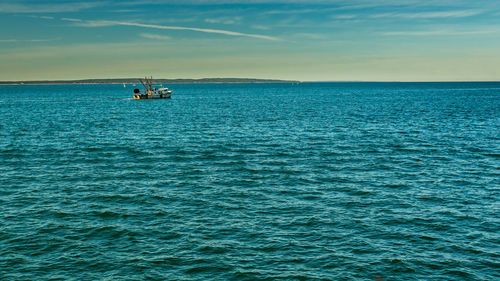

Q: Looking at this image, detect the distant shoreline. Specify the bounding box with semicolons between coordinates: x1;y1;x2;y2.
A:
0;78;299;85
1;79;499;85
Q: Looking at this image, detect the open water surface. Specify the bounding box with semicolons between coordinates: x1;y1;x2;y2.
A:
0;82;499;280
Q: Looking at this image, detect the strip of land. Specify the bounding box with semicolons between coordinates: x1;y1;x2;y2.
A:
0;78;298;85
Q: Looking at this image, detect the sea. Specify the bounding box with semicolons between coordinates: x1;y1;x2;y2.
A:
0;82;499;280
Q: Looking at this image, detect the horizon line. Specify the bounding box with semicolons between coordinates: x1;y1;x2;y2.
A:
1;78;500;85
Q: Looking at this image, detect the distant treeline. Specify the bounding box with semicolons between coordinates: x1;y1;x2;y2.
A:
0;78;299;85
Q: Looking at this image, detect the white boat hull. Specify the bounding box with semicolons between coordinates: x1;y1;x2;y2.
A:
133;90;172;100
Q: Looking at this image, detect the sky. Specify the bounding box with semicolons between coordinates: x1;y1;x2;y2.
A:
1;0;499;81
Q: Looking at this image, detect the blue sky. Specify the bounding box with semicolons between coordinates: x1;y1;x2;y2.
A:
1;0;499;81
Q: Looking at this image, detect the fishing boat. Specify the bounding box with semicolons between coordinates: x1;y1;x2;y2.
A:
133;76;172;99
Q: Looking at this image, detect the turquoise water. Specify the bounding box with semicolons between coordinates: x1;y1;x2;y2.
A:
0;82;499;280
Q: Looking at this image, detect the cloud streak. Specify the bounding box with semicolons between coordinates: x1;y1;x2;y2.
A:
264;4;375;15
61;18;83;22
72;19;279;41
205;16;242;25
139;33;171;40
381;29;496;36
0;2;103;13
372;10;483;19
0;38;58;43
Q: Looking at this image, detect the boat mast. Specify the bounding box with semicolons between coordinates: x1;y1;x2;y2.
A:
139;76;154;95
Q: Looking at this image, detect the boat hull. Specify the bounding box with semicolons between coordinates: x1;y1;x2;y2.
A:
133;92;172;100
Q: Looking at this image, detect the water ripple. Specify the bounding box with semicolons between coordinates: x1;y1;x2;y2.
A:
0;83;499;280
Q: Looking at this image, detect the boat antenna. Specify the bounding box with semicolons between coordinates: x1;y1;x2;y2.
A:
139;76;154;94
139;77;147;89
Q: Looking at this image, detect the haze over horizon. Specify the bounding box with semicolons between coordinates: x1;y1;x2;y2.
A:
1;0;499;82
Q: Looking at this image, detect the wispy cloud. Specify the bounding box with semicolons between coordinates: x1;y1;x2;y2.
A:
264;4;375;15
111;9;140;13
381;29;497;36
331;14;358;20
251;25;270;30
61;18;83;22
292;33;328;40
205;16;242;25
117;0;364;4
29;15;55;20
326;9;482;23
73;19;279;40
372;10;483;19
0;2;103;13
139;33;171;40
0;38;58;43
